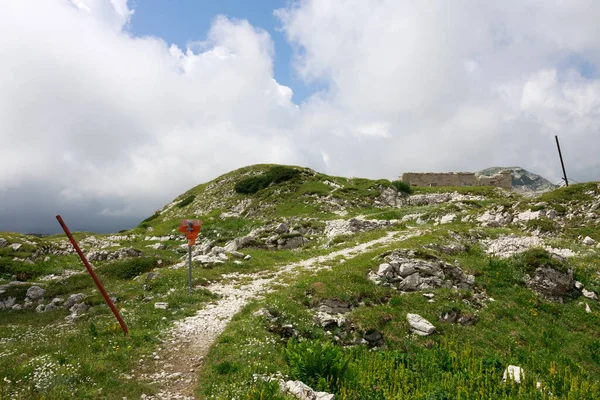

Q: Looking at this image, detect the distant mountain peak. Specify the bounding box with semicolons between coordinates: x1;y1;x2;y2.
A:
477;166;557;193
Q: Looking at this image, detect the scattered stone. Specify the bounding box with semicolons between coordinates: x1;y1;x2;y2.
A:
318;299;351;314
283;380;334;400
484;235;575;259
154;302;169;309
1;297;15;310
575;281;584;290
254;308;278;322
69;302;89;316
274;223;289;234
11;304;22;310
224;236;256;252
35;304;45;312
439;309;478;326
87;247;143;262
0;238;8;248
244;254;251;260
583;289;598;301
503;365;524;384
278;235;307;250
229;251;245;258
440;214;456;224
586;303;592;313
63;293;86;309
364;330;384;347
26;286;45;301
10;243;22;251
582;236;596;246
146;272;160;282
313;311;347;330
65;303;90;322
325;217;395;238
407;313;436;336
369;249;474;292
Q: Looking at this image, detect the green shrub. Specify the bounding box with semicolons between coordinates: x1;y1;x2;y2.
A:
235;166;300;194
284;339;352;392
245;380;286;400
213;360;239;375
391;180;413;195
267;166;299;184
176;195;195;208
97;257;158;280
235;175;272;194
0;257;60;281
139;213;160;226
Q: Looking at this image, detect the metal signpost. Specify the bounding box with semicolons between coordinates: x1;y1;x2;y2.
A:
178;219;202;292
56;215;129;335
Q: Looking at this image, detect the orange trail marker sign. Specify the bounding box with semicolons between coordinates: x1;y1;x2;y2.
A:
178;219;202;291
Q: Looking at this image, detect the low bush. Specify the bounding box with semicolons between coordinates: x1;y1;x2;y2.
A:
97;257;158;280
235;175;272;194
245;380;286;400
392;180;413;195
235;166;300;194
284;339;352;392
138;213;160;227
267;166;299;184
176;195;196;208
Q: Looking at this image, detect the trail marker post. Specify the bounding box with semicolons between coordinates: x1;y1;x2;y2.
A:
178;219;202;292
56;215;129;335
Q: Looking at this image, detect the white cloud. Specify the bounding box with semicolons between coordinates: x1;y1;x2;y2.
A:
0;0;599;232
278;0;600;179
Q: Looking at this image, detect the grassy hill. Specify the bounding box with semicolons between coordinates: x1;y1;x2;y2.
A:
1;164;599;399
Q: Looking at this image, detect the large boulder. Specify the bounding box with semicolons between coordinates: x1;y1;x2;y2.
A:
524;267;574;303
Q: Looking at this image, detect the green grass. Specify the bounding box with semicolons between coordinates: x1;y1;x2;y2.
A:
194;221;600;399
0;267;215;399
1;166;599;399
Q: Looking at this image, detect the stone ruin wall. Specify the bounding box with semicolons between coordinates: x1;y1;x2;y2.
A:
401;171;512;189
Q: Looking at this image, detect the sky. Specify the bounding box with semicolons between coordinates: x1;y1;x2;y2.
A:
1;0;599;234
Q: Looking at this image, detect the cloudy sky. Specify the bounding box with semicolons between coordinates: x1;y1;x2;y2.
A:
1;0;599;234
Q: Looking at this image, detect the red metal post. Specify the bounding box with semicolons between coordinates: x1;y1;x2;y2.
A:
56;215;129;336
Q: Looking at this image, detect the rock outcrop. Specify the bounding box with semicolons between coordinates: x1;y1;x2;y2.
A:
368;249;474;292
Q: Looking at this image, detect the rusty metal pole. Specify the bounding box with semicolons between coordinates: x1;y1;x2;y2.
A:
56;215;129;336
555;135;569;187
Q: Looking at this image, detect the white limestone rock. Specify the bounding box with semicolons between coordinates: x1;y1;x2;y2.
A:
503;365;524;384
407;313;436;336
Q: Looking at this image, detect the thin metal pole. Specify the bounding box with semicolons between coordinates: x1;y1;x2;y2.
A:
555;135;569;187
188;244;193;292
56;215;129;335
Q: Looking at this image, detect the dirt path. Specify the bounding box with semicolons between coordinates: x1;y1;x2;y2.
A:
140;230;421;399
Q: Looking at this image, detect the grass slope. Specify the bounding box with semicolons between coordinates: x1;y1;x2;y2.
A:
0;165;599;399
